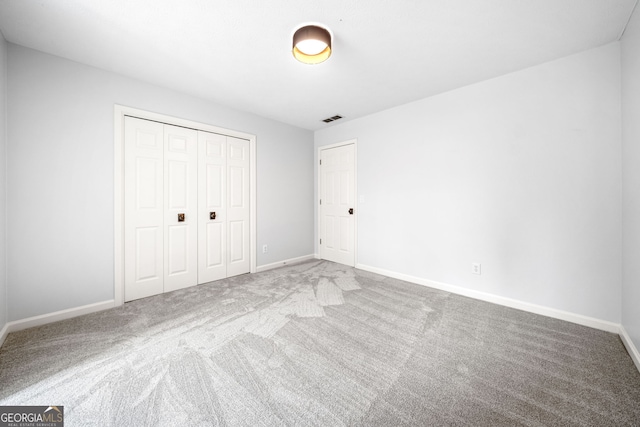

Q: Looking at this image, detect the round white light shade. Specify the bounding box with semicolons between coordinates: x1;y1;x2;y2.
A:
292;25;332;64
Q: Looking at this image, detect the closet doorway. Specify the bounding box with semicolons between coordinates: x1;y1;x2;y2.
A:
114;106;256;305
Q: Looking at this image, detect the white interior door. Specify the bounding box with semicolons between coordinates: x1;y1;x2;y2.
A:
227;136;251;277
319;143;355;267
124;117;165;301
197;131;226;284
163;124;198;292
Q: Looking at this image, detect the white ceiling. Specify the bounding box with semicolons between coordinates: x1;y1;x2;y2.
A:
0;0;636;130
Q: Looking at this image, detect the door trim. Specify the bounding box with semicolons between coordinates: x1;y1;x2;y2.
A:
114;105;257;306
317;139;357;266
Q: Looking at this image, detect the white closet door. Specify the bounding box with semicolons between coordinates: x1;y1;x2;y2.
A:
319;143;355;267
227;137;251;277
197;131;226;284
124;114;252;301
124;117;165;301
163;124;198;292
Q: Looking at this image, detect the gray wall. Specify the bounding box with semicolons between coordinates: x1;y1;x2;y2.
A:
315;43;622;323
0;33;6;333
7;44;314;321
622;7;640;353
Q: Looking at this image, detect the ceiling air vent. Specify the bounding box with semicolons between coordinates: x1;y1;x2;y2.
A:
322;115;343;123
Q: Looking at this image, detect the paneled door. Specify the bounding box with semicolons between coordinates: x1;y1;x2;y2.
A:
124;117;198;301
124;116;251;301
197;131;226;283
319;143;356;266
124;117;165;301
226;137;251;277
198;133;251;282
163;124;198;292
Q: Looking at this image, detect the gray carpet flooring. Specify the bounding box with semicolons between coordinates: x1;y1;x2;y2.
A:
0;260;639;426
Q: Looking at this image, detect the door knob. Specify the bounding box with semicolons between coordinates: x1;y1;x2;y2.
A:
178;213;185;222
348;208;354;215
210;211;216;220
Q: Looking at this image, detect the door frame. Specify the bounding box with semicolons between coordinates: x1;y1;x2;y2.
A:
317;139;357;266
114;105;257;306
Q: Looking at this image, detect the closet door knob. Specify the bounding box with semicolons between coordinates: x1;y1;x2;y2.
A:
210;211;216;220
178;213;185;222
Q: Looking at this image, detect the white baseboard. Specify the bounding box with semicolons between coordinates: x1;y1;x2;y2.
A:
1;255;320;348
0;321;9;349
620;325;640;373
1;265;638;374
256;254;317;273
0;300;116;349
355;263;620;334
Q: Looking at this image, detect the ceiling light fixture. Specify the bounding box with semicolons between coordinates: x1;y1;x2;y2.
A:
292;25;332;64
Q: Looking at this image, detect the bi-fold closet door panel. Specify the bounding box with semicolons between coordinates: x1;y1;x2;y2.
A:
124;117;164;301
164;125;198;293
197;132;250;283
197;131;226;283
226;136;251;278
124;117;198;301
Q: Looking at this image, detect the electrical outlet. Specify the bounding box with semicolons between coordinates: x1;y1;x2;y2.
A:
472;263;481;275
262;244;268;254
